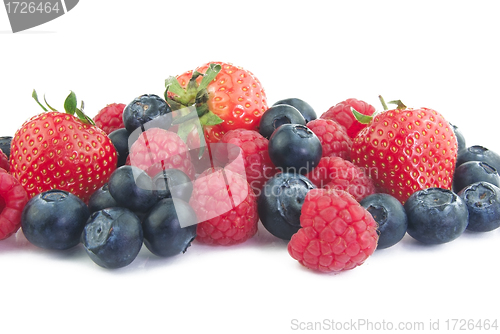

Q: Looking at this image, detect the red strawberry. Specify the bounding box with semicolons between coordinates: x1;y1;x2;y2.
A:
93;103;126;135
321;98;376;139
189;168;258;245
165;62;268;144
128;127;196;179
351;103;458;204
306;118;352;160
287;188;378;273
10;91;118;203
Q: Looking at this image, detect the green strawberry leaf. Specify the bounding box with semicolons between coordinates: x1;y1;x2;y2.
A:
43;95;57;111
379;95;389;111
64;91;77;115
32;89;48;112
351;107;373;124
187;71;204;96
388;100;407;110
198;63;221;91
200;111;223;126
165;76;186;97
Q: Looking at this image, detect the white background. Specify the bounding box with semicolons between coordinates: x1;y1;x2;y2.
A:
1;1;500;333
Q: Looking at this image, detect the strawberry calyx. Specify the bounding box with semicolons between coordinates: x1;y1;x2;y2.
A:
164;63;223;125
164;63;224;147
32;90;95;125
351;95;407;125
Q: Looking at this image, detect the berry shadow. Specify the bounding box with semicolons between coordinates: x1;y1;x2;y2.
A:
396;233;446;252
0;230;89;262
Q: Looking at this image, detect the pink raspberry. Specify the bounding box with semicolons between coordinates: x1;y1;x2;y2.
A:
306;118;352;160
306;156;376;201
0;168;29;240
128;128;195;179
215;129;277;193
287;188;378;273
189;168;258;245
320;98;375;139
93;103;126;135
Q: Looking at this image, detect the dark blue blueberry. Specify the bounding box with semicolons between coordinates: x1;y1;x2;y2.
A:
453;161;500;193
449;123;466;153
152;168;193;202
21;189;90;250
259;104;306;139
108;128;130;168
258;173;315;240
122;94;172;133
107;165;158;213
458;182;500;232
273;98;317;123
404;188;468;244
0;136;12;158
88;183;119;213
456;145;500;172
142;198;197;257
82;207;143;269
268;124;322;175
360;193;408;249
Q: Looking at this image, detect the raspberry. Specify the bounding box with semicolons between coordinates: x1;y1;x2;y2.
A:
189;168;258;245
287;188;378;273
306;156;375;201
306;118;352;160
320;98;376;139
0;168;29;240
93;103;126;135
215;129;277;193
0;149;9;172
128;128;195;179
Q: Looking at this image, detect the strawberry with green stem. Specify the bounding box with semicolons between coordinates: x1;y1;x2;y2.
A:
351;96;458;204
10;91;117;203
165;62;268;149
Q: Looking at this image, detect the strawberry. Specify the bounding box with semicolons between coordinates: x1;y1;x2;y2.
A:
9;91;118;203
164;62;268;146
350;98;458;204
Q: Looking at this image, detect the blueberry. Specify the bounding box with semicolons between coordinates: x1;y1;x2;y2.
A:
449;123;466;153
152;168;193;202
456;145;500;172
360;193;408;249
268;124;322;175
404;188;468;244
82;207;143;269
108;128;130;168
458;182;500;232
21;189;90;250
88;183;119;213
0;136;12;158
453;161;500;193
122;94;172;133
258;173;316;240
107;165;158;213
259;104;306;139
142;198;197;257
273;98;317;123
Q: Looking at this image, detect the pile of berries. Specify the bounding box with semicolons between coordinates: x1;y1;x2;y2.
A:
0;62;499;273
